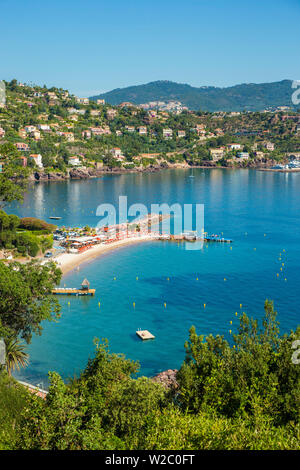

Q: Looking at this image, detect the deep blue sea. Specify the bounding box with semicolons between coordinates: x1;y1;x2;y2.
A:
7;169;300;387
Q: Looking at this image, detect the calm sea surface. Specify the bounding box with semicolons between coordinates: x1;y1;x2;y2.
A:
7;169;300;386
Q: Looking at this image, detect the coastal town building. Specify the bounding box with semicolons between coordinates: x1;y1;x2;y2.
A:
30;130;41;141
125;126;135;132
30;154;43;168
106;109;118;120
68;156;81;166
227;143;242;150
90;110;101;117
75;97;89;105
82;130;91;139
15;142;30;152
163;128;173;138
38;124;51;132
110;148;122;158
138;126;147;135
236;152;249;160
24;125;37;133
210;148;225;160
263;142;275;151
89;126;111;136
18;129;27;139
19;156;27;167
0;127;5;138
96;99;105;105
56;131;75;142
177;130;186;138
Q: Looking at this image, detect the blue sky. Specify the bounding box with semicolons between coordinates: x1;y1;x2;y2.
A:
1;0;300;96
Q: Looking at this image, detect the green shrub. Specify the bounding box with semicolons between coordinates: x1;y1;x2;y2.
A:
19;218;56;233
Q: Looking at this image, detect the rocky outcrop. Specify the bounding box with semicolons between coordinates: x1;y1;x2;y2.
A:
152;369;179;390
29;158;281;183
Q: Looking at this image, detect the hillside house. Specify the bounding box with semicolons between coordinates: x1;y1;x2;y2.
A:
210;148;225;161
68;156;81;166
31;130;41;141
107;109;117;120
75;97;89;105
30;154;43;168
38;124;51;132
138;126;147;135
82;130;91;139
125;126;135;132
227;143;242;150
163;128;173;138
110;148;122;158
236;152;249;160
15;142;29;151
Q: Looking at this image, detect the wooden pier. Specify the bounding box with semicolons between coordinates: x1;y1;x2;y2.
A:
136;330;155;340
159;234;233;243
52;287;95;296
52;278;95;296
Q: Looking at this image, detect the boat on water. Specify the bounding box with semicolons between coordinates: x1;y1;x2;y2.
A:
49;216;62;220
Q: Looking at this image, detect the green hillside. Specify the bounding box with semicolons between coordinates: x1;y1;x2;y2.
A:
90;79;295;111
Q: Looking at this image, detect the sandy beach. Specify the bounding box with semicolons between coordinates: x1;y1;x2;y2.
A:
54;234;157;275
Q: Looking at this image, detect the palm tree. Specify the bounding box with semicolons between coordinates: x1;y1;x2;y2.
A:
4;335;29;376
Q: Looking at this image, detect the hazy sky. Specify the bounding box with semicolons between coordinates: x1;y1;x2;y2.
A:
1;0;300;96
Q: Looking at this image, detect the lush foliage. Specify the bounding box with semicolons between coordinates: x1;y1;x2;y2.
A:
13;302;300;450
4;335;29;376
18;217;56;233
0;373;29;450
0;211;54;256
0;260;62;343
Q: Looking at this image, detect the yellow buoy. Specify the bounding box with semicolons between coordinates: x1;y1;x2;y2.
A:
280;267;282;271
203;303;206;308
167;277;170;281
230;320;232;324
196;277;199;281
254;248;256;251
224;278;227;281
240;304;242;308
230;246;232;250
98;302;101;308
235;312;238;316
229;330;232;334
284;278;287;282
282;263;284;266
164;303;167;308
114;277;116;281
276;273;279;277
136;276;139;281
283;249;285;252
133;302;135;308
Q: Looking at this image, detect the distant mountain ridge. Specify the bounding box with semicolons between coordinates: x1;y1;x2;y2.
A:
90;79;296;112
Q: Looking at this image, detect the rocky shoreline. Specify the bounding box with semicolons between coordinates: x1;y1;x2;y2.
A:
152;369;179;390
29;159;279;182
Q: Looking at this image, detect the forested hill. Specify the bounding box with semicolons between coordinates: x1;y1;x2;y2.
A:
90;79;295;111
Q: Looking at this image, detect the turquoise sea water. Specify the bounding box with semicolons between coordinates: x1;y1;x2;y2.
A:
7;169;300;387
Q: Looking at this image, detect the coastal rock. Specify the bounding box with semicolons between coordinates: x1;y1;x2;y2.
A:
152;369;179;389
69;167;93;179
33;171;68;181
